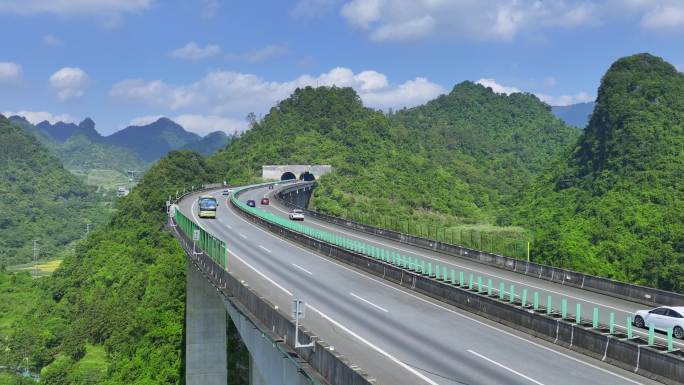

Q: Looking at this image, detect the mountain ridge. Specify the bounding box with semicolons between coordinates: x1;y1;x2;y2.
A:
516;53;684;291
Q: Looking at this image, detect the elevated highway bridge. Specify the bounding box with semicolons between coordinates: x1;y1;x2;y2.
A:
172;181;683;385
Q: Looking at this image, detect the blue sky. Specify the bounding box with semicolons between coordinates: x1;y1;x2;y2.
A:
0;0;682;136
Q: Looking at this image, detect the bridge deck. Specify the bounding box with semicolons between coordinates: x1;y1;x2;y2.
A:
179;186;662;385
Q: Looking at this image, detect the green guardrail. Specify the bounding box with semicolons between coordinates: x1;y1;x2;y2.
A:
231;186;678;351
175;207;228;269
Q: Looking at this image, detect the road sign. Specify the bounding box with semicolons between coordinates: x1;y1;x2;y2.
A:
193;229;200;241
292;299;314;349
292;299;306;319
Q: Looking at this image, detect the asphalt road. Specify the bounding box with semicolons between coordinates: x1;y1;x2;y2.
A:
252;183;684;350
178;185;662;385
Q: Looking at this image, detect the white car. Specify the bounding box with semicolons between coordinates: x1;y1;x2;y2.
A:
633;306;684;339
289;209;305;221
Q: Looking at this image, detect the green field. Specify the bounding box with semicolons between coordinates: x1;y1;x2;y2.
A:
69;168;134;192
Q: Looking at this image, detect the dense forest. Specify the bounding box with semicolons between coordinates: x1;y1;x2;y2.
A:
516;54;684;291
0;116;110;266
0;151;250;384
208;84;578;255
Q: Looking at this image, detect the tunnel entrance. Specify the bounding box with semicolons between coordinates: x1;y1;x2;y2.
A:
299;172;315;181
281;172;296;181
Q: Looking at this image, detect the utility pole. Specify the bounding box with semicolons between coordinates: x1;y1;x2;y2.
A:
32;240;38;278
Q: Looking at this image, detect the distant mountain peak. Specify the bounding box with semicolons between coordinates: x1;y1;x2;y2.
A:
564;52;684;187
79;117;95;130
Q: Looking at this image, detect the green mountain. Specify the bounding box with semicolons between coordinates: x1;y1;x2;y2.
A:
179;130;232;155
37;118;102;143
390;81;580;219
0;151;236;383
0;115;108;266
552;102;594;128
209;85;578;252
516;53;684;291
106;118;201;162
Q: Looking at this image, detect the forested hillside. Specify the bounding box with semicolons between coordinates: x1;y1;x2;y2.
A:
0;151;232;384
0;115;108;266
209;85;578;254
180;130;232;155
516;54;684;291
390;82;579;219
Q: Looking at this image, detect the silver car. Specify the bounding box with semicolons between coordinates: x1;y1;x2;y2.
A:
289;209;305;221
633;306;684;339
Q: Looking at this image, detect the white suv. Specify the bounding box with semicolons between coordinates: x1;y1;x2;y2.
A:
289;209;305;221
633;306;684;339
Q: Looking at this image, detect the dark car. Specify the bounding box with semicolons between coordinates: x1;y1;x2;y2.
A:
268;184;274;190
261;197;270;205
246;199;256;207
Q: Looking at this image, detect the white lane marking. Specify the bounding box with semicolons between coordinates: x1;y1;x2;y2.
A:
292;263;313;275
239;233;247;239
468;350;545;385
190;197;436;385
224;199;646;385
222;194;677;349
226;224;233;229
350;292;389;313
307;304;438;385
268;198;634;314
191;202;293;296
259;245;272;253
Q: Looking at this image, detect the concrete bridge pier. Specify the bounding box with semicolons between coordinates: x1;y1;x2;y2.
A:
186;262;228;385
186;259;319;385
224;298;313;385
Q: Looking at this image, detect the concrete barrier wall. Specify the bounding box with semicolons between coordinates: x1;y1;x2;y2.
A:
241;186;684;385
170;210;376;385
276;183;684;307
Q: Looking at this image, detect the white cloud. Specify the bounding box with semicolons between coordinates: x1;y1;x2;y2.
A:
171;42;221;60
3;110;76;124
42;34;64;46
337;0;684;42
0;62;22;83
49;67;89;101
339;0;597;41
475;78;521;95
0;0;153;16
371;15;435;41
110;67;445;122
361;77;445;110
641;4;684;31
341;0;383;28
227;44;289;63
536;92;595;106
476;77;594;106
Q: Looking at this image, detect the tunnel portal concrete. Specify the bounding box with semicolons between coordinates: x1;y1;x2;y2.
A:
262;165;331;181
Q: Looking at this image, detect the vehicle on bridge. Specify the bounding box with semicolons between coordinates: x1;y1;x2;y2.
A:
633;306;684;339
246;199;256;207
260;197;269;205
289;209;305;221
198;195;218;218
221;189;232;196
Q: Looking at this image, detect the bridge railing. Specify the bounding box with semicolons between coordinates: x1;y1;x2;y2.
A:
275;183;684;307
230;183;684;385
172;183;377;385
